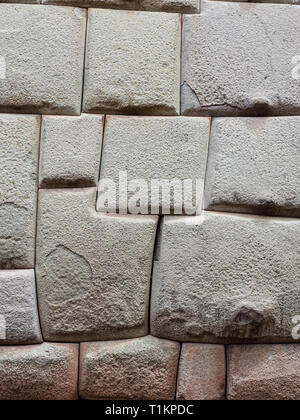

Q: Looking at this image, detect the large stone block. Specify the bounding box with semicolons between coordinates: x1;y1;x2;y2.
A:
227;344;300;400
0;270;42;345
79;336;180;400
42;0;200;13
0;114;40;269
181;1;300;116
97;116;210;215
0;343;78;400
83;9;181;115
204;117;300;217
176;344;226;400
151;212;300;343
39;114;104;188
0;5;86;115
36;188;158;342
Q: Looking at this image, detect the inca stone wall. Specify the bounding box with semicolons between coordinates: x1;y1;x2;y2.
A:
0;0;299;401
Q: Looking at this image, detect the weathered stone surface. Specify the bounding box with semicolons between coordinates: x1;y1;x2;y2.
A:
151;212;300;343
0;343;78;400
176;344;225;400
97;116;210;215
83;9;181;115
39;114;104;188
182;1;300;116
79;336;180;400
227;344;300;400
42;0;200;12
0;5;86;115
0;114;40;269
205;117;300;217
36;188;158;341
0;270;42;345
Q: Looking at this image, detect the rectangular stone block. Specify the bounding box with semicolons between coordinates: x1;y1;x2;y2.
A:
79;336;180;400
0;5;86;115
0;114;40;269
151;212;300;343
227;345;300;400
83;9;181;115
204;117;300;217
176;344;226;400
97;116;210;215
42;0;200;13
36;188;158;342
181;1;300;116
39;114;104;188
0;270;42;345
0;343;78;400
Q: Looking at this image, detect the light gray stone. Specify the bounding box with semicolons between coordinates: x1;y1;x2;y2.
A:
182;1;300;116
36;188;158;342
39;114;104;188
0;343;78;400
0;5;86;115
0;270;42;345
79;336;180;400
204;117;300;217
97;116;210;215
83;9;181;115
151;212;300;343
42;0;200;13
0;114;40;269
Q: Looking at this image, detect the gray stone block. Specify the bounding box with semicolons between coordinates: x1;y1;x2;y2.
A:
0;114;40;269
204;117;300;217
97;116;210;215
182;1;300;116
0;270;42;345
0;4;86;115
83;9;181;115
39;114;104;188
36;188;158;342
151;212;300;343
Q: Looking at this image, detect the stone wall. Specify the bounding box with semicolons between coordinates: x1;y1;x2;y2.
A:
0;0;299;400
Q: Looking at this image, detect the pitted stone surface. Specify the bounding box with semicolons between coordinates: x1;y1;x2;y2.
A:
36;188;158;342
0;270;42;345
0;5;86;115
39;114;104;188
83;9;181;115
151;212;300;343
0;343;78;400
176;344;226;400
181;1;300;116
79;336;180;400
97;116;210;214
204;117;300;217
42;0;200;13
0;114;40;269
227;344;300;400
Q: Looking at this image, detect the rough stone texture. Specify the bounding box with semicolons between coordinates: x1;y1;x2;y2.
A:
0;343;78;400
39;114;104;188
204;117;300;217
181;1;300;116
97;116;210;214
36;188;158;342
0;270;42;345
151;212;300;343
176;344;226;400
42;0;200;13
79;336;180;400
83;9;181;115
227;344;300;400
0;114;40;269
0;5;86;115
